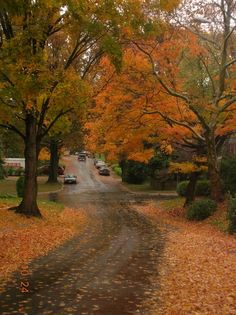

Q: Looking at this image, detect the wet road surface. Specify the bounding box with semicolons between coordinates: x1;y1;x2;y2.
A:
0;156;170;315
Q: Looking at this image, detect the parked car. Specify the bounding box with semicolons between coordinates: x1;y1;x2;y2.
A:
95;160;106;169
94;158;99;165
99;167;110;176
78;153;86;161
64;174;77;184
38;165;65;175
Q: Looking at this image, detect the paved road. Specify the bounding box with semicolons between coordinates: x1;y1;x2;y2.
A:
0;156;168;315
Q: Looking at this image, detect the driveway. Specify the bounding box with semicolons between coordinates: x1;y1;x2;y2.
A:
0;156;168;315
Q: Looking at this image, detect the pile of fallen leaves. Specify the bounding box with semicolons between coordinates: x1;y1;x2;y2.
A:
136;203;236;315
0;200;87;284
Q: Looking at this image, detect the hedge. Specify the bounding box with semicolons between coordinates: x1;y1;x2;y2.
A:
186;199;217;221
177;180;211;197
228;198;236;234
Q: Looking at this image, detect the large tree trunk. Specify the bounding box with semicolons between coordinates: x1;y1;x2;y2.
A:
206;133;224;202
16;115;41;217
184;172;199;207
47;139;59;183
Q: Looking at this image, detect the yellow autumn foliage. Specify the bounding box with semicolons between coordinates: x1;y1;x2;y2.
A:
39;148;50;161
160;142;173;155
169;162;208;174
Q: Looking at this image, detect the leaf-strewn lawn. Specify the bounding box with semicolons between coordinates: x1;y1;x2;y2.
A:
0;198;87;287
136;201;236;315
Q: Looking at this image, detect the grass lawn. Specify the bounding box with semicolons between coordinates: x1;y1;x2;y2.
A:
0;176;62;196
123;181;177;194
123;181;155;192
0;195;64;209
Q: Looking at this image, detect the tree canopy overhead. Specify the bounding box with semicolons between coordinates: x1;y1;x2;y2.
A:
0;0;181;216
87;0;236;202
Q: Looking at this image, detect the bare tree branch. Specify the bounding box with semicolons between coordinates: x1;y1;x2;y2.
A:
38;108;73;140
132;41;190;103
199;56;216;96
219;96;236;113
0;123;25;140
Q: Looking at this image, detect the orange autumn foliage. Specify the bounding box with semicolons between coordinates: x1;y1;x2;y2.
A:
86;38;193;162
87;23;236;190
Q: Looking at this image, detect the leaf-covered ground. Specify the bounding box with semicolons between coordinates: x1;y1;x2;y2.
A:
0;199;87;287
136;201;236;315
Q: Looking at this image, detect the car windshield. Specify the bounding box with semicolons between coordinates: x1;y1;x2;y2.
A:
66;174;75;178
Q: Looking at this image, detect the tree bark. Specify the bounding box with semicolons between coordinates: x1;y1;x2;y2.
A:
184;172;199;207
16;115;41;217
206;133;224;202
47;139;59;183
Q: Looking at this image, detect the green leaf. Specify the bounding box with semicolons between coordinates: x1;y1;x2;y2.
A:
101;35;122;72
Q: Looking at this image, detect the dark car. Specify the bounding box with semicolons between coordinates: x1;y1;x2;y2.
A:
78;154;86;161
98;167;110;176
78;153;86;161
64;174;77;184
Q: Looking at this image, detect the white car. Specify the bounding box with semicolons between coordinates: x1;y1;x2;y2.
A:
64;174;77;184
95;160;106;169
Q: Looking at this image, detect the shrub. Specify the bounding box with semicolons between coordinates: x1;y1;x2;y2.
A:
5;167;25;176
186;199;217;221
176;181;189;196
177;180;211;197
18;168;24;176
121;160;148;184
228;198;236;234
16;176;25;198
7;167;14;176
196;180;211;196
112;165;122;177
220;155;236;196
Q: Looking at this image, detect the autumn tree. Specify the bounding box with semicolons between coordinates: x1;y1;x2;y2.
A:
0;128;24;158
131;0;236;202
0;0;166;216
64;119;85;154
87;1;236;204
86;44;188;167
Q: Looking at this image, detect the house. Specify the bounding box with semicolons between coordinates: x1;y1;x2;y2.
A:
4;158;25;169
224;138;236;155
